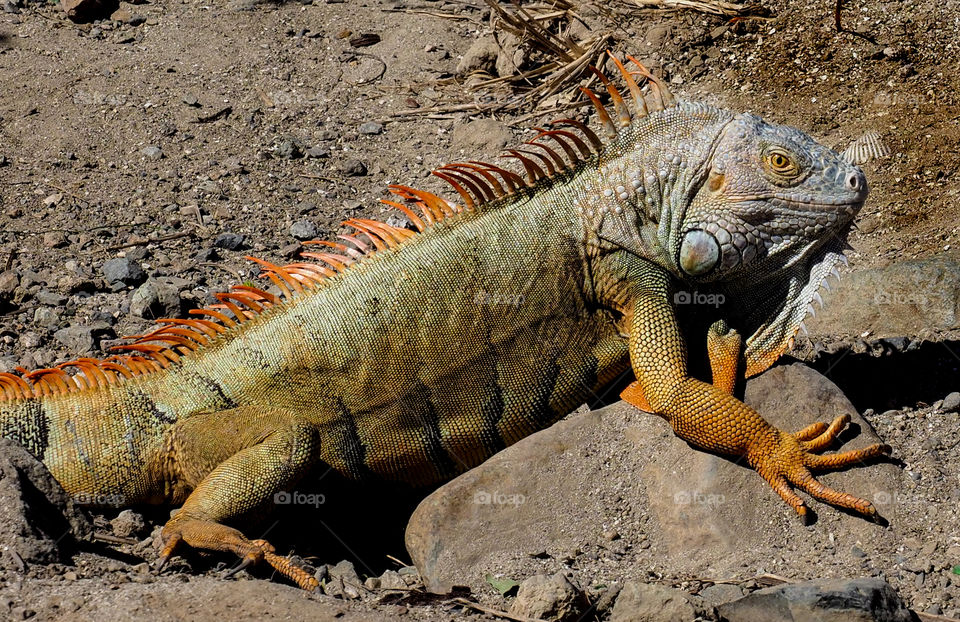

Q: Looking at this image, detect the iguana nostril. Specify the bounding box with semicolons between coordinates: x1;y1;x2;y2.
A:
846;173;860;191
679;230;720;276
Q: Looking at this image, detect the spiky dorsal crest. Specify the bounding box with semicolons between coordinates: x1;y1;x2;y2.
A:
0;53;676;402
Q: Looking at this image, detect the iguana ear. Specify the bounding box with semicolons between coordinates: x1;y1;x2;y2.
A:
716;237;846;377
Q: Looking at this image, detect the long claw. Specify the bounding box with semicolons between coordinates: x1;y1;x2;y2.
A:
801;414;850;452
794;421;828;442
805;443;892;469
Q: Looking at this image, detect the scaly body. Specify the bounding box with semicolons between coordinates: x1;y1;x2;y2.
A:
0;56;890;590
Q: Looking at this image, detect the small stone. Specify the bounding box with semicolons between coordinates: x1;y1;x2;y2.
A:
379;570;407;590
699;583;744;607
43;231;68;248
289;219;318;241
130;279;181;319
32;307;59;329
194;247;218;262
141;145;163;160
305;145;330;158
904;557;933;574
36;290;67;306
102;258;146;287
111;510;147;538
457;35;499;75
213;233;244;251
339;159;367;177
54;322;114;354
510;574;589;622
0;271;19;298
358;121;383;135
941;392;960;413
851;545;867;558
274;139;303;159
364;576;381;590
280;243;301;258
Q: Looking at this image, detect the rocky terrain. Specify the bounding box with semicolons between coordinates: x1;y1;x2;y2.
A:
0;0;958;619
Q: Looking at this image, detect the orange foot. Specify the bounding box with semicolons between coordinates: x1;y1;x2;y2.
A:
750;414;892;519
155;517;319;591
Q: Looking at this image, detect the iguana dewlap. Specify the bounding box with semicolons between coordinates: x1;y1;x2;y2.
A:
0;54;890;590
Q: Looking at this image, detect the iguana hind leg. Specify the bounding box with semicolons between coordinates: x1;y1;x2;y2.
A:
157;407;321;590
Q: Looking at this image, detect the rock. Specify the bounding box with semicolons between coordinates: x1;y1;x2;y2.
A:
509;574;588;622
32;307;59;329
35;290;67;306
289;219;319;241
610;582;706;622
358;121;383;135
378;570;407;590
130;278;181;319
457;35;499;75
0;271;19;298
323;560;362;599
718;577;913;622
54;322;114;354
406;363;898;593
61;0;118;22
102;258;146;288
141;145;163;160
213;232;244;251
451;118;513;156
339;159;367;177
274;139;303;159
0;439;92;570
110;509;146;538
941;391;960;413
305;145;330;159
182;92;199;107
699;583;744;607
804;253;960;338
42;232;67;248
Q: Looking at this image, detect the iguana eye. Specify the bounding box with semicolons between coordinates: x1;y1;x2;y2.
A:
762;148;802;179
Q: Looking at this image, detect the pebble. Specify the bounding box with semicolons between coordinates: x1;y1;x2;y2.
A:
111;510;147;538
305;145;330;159
339;159;367;177
33;307;59;329
102;258;146;288
941;392;960;413
510;573;588;622
43;232;68;248
54;322;114;354
213;233;244;250
141;145;163;160
289;219;318;240
0;271;19;298
274;139;303;159
358;121;383;135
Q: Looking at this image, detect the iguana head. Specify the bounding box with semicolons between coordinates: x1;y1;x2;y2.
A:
673;112;868;376
676;113;867;281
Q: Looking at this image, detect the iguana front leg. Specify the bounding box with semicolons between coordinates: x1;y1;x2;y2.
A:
157;407;321;590
621;277;891;518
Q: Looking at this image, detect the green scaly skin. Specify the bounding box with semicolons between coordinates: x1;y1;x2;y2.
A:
0;69;892;589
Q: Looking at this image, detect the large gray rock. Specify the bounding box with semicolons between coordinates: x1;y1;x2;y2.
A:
406;363;900;593
610;581;708;622
718;577;913;622
804;253;960;338
0;439;92;570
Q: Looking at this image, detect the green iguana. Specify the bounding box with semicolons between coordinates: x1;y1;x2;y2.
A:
0;54;890;590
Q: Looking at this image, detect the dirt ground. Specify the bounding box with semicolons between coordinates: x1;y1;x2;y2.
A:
0;0;958;619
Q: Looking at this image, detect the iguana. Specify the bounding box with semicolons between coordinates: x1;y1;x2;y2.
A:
0;54;890;590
